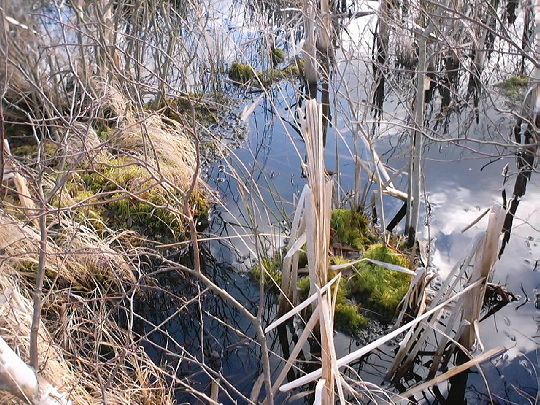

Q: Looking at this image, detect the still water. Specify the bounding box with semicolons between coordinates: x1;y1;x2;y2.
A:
146;1;540;403
202;78;539;403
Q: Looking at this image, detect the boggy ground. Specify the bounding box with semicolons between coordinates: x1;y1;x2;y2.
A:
0;77;219;403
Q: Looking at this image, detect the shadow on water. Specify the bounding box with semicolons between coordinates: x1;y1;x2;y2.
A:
130;244;263;403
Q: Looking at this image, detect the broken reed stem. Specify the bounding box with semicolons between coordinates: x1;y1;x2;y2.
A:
392;346;505;402
460;205;505;350
388;205;505;383
279;279;484;392
303;99;331;290
302;99;334;403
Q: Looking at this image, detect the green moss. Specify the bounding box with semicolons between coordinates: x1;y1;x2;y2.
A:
271;48;286;65
331;209;377;250
334;301;367;334
283;64;300;77
496;76;529;101
295;244;411;334
106;191;184;240
11;139;59;165
297;276;310;299
53;156;203;243
228;62;300;87
256;216;409;334
347;244;411;317
98;126;116;140
251;256;282;290
13;259;38;276
145;94;228;128
228;62;257;84
296;272;367;336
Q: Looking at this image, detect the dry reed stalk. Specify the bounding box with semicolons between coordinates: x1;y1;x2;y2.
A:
459;205;505;349
302;100;332;291
388;233;484;381
264;276;342;404
279;184;308;314
269;99;337;402
303;99;334;403
392;346;505;402
279;279;483;392
266;306;321;402
390;223;486;379
387;205;506;385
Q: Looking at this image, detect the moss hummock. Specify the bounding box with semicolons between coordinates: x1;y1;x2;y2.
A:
346;244;411;318
271;48;286;65
331;209;377;250
496;76;529;101
251;256;283;290
228;61;300;87
293;210;412;336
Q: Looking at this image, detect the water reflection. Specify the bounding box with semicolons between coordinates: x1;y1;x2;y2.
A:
139;1;539;402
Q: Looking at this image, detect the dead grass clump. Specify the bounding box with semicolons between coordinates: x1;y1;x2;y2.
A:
91;80;133;125
111;114;197;192
0;276;95;404
0;269;173;404
52;288;173;405
58;122;106;168
0;211;172;403
0;212;135;290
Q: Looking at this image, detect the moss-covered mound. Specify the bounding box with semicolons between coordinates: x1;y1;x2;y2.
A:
228;62;300;87
42;113;210;244
294;210;412;336
346;244;411;318
331;209;378;250
251;256;283;290
496;76;529;101
297;265;368;336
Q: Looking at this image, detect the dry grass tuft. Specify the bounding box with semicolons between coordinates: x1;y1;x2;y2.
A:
0;276;94;404
0;210;172;404
112;114;198;192
0;212;135;289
